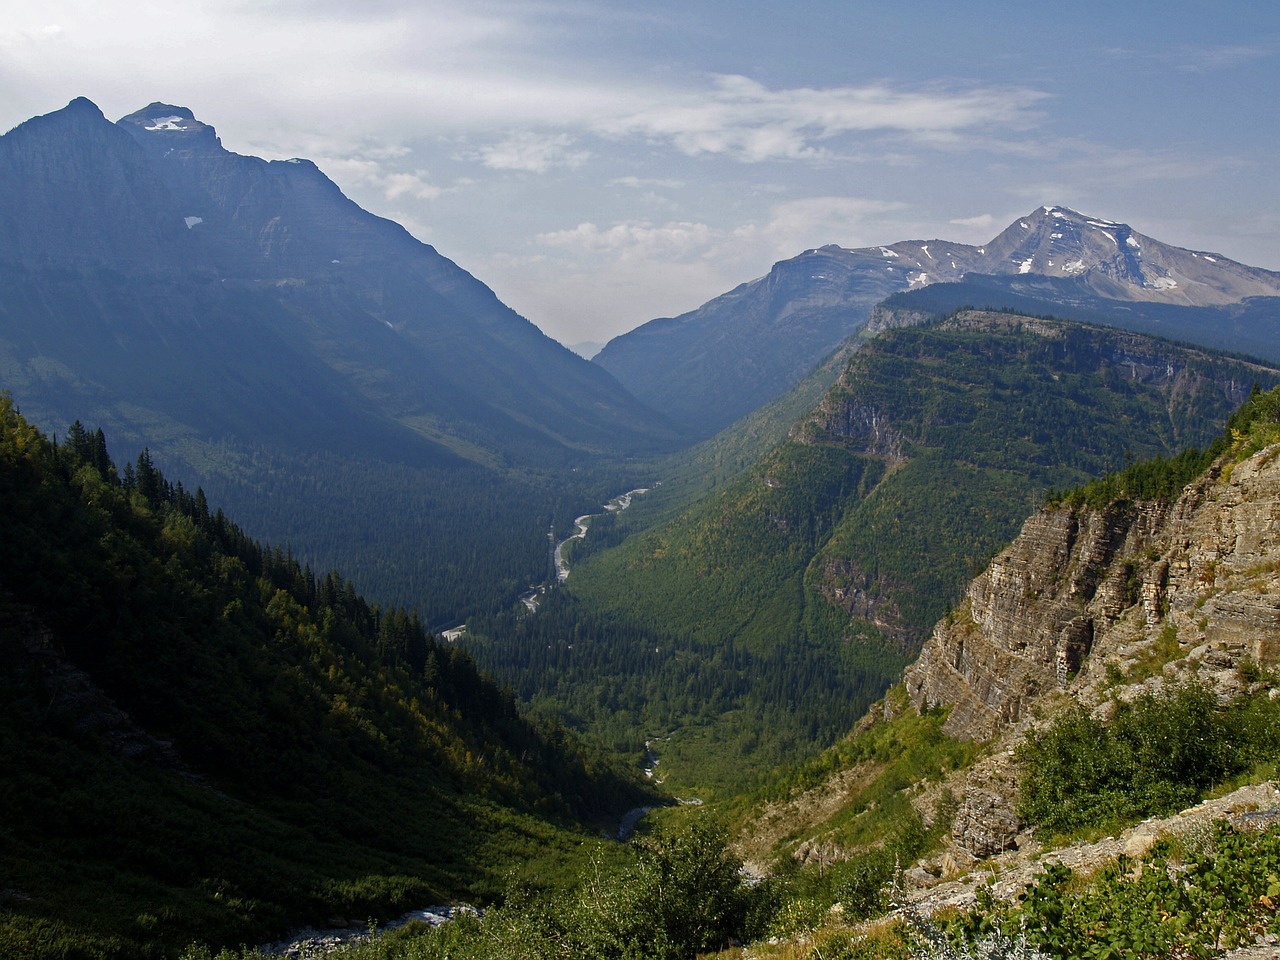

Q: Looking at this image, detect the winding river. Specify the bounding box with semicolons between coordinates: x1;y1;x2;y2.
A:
517;485;653;612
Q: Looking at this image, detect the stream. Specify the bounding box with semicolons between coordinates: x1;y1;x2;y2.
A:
443;485;653;637
555;486;651;583
259;905;477;957
518;485;653;612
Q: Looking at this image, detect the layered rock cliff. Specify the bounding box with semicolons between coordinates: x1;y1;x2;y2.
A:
905;440;1280;744
896;429;1280;872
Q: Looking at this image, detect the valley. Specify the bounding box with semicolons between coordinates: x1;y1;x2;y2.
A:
2;94;1280;960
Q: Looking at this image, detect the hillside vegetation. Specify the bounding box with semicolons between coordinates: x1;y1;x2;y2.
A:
721;382;1280;960
0;397;651;958
522;313;1277;789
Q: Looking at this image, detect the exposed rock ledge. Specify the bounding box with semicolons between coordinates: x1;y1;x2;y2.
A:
900;440;1280;868
906;441;1280;744
900;780;1279;917
896;778;1280;960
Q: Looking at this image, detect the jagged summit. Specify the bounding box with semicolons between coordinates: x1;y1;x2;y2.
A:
959;204;1280;307
63;95;104;116
982;205;1136;276
596;203;1280;438
118;101;222;155
119;102;200;129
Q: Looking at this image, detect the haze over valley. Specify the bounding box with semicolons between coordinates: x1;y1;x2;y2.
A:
3;5;1280;958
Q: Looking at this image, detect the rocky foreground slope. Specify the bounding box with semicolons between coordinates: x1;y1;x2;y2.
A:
902;432;1280;873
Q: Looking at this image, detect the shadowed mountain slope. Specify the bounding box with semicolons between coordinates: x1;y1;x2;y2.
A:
0;98;683;614
0;400;650;957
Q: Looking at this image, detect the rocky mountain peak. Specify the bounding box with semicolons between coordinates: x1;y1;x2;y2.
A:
0;96;193;264
978;205;1149;287
61;96;106;119
4;96;113;141
117;102;221;154
974;205;1280;306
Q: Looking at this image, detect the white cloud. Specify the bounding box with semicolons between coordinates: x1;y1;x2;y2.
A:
0;3;1046;179
611;176;685;190
1106;41;1277;74
474;132;591;173
521;196;928;339
597;75;1048;163
314;156;442;202
537;220;718;260
949;213;995;230
742;197;911;259
382;172;443;201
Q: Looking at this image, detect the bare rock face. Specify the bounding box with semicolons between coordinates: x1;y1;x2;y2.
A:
900;441;1280;863
803;398;906;461
904;500;1166;741
817;557;907;641
906;442;1280;744
950;759;1023;861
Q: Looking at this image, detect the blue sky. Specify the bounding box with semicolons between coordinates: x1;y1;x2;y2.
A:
2;1;1277;346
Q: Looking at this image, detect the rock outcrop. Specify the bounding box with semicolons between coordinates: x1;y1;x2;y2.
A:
906;442;1280;744
899;438;1280;864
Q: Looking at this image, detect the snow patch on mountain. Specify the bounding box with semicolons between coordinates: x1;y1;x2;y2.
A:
144;116;190;132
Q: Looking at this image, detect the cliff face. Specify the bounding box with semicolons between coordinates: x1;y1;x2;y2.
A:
905;441;1280;743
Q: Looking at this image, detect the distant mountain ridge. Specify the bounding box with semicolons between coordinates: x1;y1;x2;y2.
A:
0;97;677;464
594;206;1280;437
0;96;681;614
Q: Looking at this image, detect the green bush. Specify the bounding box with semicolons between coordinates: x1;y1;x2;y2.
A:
1016;682;1279;838
948;821;1280;959
309;813;755;960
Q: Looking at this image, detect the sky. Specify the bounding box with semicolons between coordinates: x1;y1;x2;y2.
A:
2;1;1279;349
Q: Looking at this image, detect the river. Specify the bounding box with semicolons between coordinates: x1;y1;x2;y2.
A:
259;905;477;956
517;485;653;611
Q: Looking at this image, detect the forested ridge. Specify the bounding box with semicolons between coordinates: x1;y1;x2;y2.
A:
466;588;904;796
159;383;1280;960
522;313;1280;790
0;396;652;958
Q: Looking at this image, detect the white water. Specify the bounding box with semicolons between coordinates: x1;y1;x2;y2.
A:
554;486;650;583
259;905;477;956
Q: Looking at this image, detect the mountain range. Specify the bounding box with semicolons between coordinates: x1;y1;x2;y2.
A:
594;205;1280;437
0;98;685;616
4;93;1280;959
0;97;677;465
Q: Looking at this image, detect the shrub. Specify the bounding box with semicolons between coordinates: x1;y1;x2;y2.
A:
1015;682;1232;838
